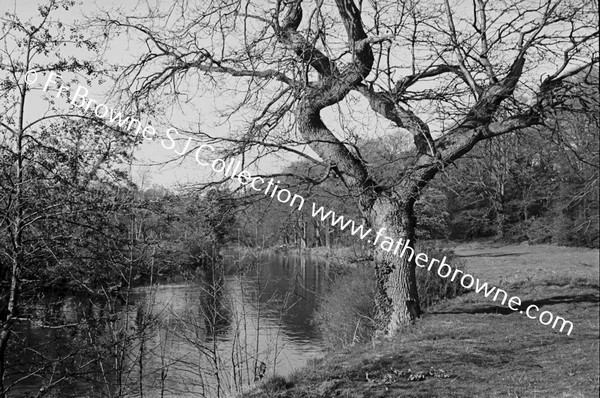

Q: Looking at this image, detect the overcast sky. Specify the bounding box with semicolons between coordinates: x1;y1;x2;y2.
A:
3;0;303;190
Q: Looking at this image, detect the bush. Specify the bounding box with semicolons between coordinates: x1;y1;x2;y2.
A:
313;264;376;348
414;242;469;309
261;375;293;393
313;242;469;348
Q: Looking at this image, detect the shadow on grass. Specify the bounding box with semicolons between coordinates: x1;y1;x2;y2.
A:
457;252;526;258
430;293;599;315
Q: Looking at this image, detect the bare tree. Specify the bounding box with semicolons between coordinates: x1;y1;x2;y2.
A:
98;0;599;336
0;1;140;394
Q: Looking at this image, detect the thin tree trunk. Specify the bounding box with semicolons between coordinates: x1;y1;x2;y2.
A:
0;64;27;398
300;219;307;248
495;200;506;239
0;259;19;398
313;220;322;247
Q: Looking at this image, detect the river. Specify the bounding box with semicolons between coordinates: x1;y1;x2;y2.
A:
8;251;339;397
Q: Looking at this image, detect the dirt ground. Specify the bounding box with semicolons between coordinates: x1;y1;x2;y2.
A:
241;242;600;398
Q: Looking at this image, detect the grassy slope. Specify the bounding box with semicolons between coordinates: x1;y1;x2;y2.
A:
241;243;599;398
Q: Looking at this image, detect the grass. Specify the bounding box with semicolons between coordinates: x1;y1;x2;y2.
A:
237;242;599;398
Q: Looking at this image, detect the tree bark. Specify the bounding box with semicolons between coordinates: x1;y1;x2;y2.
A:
369;195;420;334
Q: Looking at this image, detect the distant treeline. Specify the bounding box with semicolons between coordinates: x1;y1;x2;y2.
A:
0;136;236;294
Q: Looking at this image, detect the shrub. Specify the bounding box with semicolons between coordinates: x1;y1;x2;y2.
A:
414;242;469;309
313;263;376;348
261;375;293;392
313;242;469;348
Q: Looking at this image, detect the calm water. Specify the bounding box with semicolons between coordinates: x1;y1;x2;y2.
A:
9;252;339;397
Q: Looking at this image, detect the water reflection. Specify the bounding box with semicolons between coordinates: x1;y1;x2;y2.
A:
8;252;338;397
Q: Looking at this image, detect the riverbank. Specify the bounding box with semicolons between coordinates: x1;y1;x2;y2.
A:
238;243;599;397
225;239;464;262
225;244;372;262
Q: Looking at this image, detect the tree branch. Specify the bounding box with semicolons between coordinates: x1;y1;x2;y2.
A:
443;0;482;97
356;84;436;157
277;0;338;77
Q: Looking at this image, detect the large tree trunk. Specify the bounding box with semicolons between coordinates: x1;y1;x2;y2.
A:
369;195;420;335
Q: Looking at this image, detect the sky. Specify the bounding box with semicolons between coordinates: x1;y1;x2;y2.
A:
4;0;588;191
0;0;455;191
1;0;298;190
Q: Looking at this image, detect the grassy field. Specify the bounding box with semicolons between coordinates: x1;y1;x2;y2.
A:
240;242;599;398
